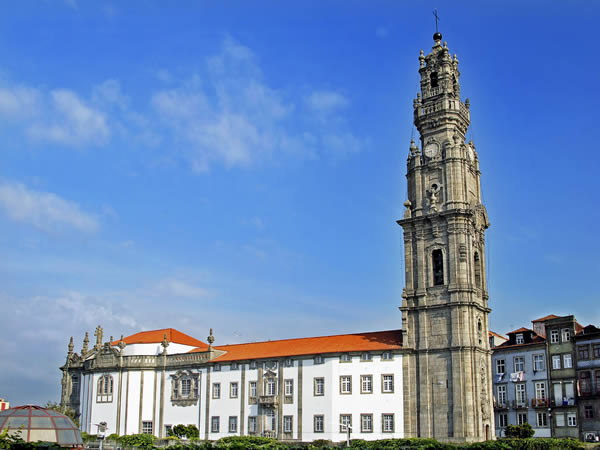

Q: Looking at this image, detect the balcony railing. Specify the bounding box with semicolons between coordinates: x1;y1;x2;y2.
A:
579;383;600;397
494;402;509;410
531;398;549;408
511;400;528;409
258;395;278;406
551;397;576;407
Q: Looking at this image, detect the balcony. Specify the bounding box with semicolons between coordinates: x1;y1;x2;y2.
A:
258;395;278;406
531;398;549;408
494;401;509;410
511;400;528;409
550;397;576;407
578;382;600;398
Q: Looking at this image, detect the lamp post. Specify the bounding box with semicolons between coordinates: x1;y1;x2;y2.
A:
340;423;352;447
548;407;553;437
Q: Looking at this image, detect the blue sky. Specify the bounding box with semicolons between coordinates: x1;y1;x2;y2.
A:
0;1;598;405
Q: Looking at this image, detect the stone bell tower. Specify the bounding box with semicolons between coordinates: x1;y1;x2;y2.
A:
398;31;494;442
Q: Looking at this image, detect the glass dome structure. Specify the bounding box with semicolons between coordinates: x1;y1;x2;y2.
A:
0;405;83;448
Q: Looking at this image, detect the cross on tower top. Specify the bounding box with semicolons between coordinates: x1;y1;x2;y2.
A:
433;8;440;33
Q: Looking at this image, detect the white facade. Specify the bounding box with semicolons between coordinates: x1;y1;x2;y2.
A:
62;330;405;443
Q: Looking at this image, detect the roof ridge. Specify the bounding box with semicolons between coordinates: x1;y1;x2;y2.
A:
212;329;402;348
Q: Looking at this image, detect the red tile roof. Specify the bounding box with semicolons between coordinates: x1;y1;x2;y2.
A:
532;314;560;323
190;330;403;362
488;330;506;339
111;328;209;349
508;327;531;334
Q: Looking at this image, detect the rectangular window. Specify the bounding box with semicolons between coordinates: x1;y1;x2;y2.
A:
567;413;577;427
584;405;594;419
361;414;373;433
165;425;172;437
496;359;505;374
552;355;561;370
340;353;351;363
248;416;257;433
213;364;221;372
497;385;507;405
563;354;572;369
212;383;221;399
231;362;239;370
593;344;600;359
264;378;276;396
181;379;191;396
361;375;373;394
283;415;293;433
578;345;590;360
230;382;238;398
555;413;565;427
382;414;394;432
562;328;571;342
382;351;393;360
265;410;276;432
535;382;546;401
340;414;351;433
580;372;592;394
314;415;324;433
249;361;257;369
249;381;257;398
228;416;237;433
514;356;524;372
516;333;524;344
550;329;559;344
553;383;562;404
498;413;508;428
517;412;528;425
382;374;394;393
516;383;526;405
533;354;545;372
142;421;153;435
314;355;323;365
565;381;574;400
211;416;220;433
285;358;293;367
314;377;324;396
536;412;548;427
284;379;293;397
361;352;372;361
340;375;352;394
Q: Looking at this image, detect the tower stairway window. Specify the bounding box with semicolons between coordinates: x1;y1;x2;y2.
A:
432;249;444;285
474;252;481;288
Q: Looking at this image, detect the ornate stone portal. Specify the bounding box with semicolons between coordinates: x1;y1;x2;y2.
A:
398;31;494;442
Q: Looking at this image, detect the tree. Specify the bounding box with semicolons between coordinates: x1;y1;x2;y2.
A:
170;424;199;439
505;423;534;439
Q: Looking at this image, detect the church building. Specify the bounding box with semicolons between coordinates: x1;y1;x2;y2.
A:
60;31;494;443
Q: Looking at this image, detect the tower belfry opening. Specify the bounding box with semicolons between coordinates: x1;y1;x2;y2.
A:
399;31;493;442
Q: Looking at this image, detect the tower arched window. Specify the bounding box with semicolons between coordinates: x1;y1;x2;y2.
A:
432;249;444;286
97;374;113;403
430;72;439;88
474;252;482;289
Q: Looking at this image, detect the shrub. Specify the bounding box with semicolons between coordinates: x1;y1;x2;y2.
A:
117;433;156;448
215;435;283;449
505;424;534;439
171;424;200;439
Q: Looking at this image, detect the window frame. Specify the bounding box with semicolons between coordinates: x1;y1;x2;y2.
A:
382;413;394;433
381;374;394;393
248;416;257;434
517;412;528;426
142;421;153;435
360;352;372;362
97;374;113;403
550;329;559;344
249;381;257;398
496;385;507;405
264;378;277;397
514;356;524;372
284;379;294;397
314;377;325;396
533;354;545;372
567;413;577;427
340;353;351;363
516;383;527;405
230;382;238;399
381;351;393;361
340;375;352;395
516;333;524;345
536;412;548;427
360;413;373;433
360;375;373;394
563;353;572;369
211;416;220;433
561;328;571;342
498;413;508;428
552;355;561;370
495;359;505;375
283;415;293;433
584;405;594;419
313;415;324;433
228;416;237;433
212;382;221;399
314;355;324;365
578;345;590;361
340;414;352;433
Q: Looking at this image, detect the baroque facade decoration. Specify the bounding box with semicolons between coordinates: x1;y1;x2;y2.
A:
60;32;494;443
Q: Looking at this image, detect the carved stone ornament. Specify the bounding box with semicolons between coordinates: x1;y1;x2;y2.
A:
427;183;441;213
171;369;200;407
480;357;490;421
403;200;412;219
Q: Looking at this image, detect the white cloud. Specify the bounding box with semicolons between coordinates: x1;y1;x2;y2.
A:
92;79;129;109
154;278;209;299
305;90;349;114
28;89;110;146
0;85;41;119
0;180;99;232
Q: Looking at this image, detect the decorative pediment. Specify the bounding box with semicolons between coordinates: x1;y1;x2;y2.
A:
170;369;200;407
